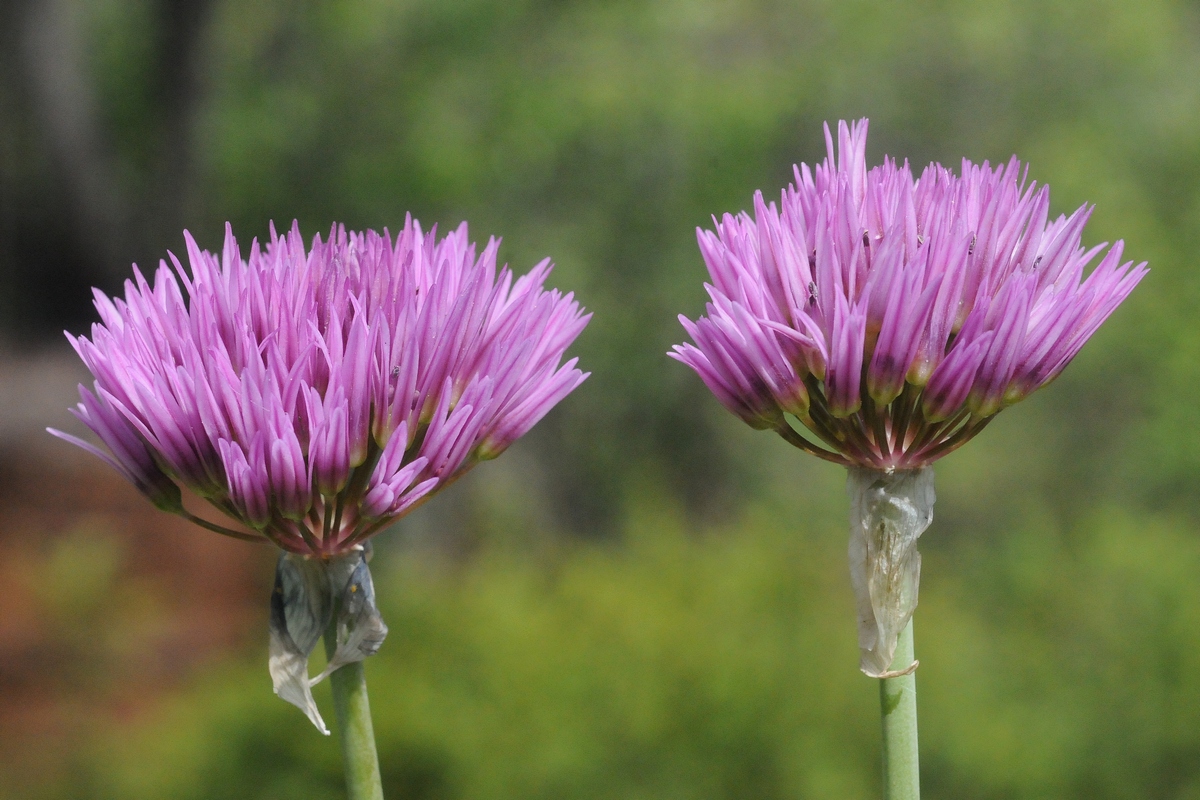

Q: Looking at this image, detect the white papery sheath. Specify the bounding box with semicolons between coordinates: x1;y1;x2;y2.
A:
847;466;935;677
268;545;387;733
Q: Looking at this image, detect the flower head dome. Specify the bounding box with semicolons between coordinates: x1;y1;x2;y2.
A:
672;119;1145;470
53;218;590;555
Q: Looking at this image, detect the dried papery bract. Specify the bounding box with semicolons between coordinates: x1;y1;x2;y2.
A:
269;551;337;733
269;545;387;734
51;218;590;733
848;467;933;677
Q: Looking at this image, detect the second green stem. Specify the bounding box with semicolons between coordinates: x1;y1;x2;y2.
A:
879;619;919;800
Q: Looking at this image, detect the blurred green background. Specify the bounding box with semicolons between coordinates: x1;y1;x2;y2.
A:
2;0;1199;797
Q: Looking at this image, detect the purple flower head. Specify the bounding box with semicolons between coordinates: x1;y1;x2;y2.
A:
52;218;590;554
672;119;1146;470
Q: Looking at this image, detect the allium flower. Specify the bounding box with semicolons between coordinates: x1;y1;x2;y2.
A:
51;218;589;731
673;120;1145;469
671;120;1145;677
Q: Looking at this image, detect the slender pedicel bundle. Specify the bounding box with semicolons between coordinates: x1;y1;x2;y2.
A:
51;218;590;736
672;119;1144;798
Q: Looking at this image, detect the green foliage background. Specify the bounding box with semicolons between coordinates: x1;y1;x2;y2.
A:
19;0;1200;797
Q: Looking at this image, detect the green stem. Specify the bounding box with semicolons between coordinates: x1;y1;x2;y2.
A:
324;627;385;800
879;619;919;800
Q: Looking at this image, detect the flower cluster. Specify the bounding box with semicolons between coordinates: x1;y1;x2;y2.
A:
53;218;590;555
672;120;1146;470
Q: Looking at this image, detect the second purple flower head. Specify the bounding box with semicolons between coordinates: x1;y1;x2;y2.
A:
672;119;1146;470
672;119;1145;676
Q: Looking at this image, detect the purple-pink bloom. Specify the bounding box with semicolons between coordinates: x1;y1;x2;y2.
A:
672;119;1146;470
52;217;590;555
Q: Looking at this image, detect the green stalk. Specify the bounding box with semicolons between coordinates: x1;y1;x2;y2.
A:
324;627;385;800
879;619;919;800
